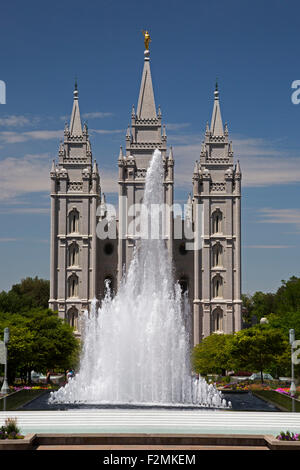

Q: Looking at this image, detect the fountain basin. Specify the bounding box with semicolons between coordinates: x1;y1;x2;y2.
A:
1;407;299;437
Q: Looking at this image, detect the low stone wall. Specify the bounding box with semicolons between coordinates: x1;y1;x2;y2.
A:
264;435;300;450
34;432;267;447
0;433;36;450
0;433;300;450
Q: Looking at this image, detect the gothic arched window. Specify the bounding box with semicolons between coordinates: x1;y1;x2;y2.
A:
67;307;79;331
68;243;79;267
104;276;114;295
212;307;223;333
179;277;189;295
68;274;79;298
212;209;222;234
212;274;223;298
212;243;223;267
69;209;79;233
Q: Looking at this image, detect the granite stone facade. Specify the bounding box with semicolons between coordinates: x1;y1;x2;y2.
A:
49;50;242;344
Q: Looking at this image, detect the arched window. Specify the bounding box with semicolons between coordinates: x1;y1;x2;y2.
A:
212;275;223;298
69;209;79;233
68;274;79;298
104;276;114;295
212;307;223;333
67;307;78;331
179;277;188;295
68;243;79;267
212;209;222;234
212;243;223;267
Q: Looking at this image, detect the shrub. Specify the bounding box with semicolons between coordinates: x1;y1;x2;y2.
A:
0;418;24;440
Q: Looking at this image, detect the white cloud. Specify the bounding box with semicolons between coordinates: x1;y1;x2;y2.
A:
166;123;190;131
170;135;300;189
24;130;63;140
100;168;118;194
171;141;201;190
0;152;118;204
257;208;300;227
0;237;49;243
82;112;113;119
91;129;124;135
233;138;300;187
0;207;49;215
0;154;51;201
245;244;295;249
0;115;30;127
0;132;298;209
0;130;63;144
0;127;123;144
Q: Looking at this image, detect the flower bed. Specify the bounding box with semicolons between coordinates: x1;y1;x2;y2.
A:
0;418;24;440
218;380;273;392
12;385;57;391
275;387;300;400
276;431;300;441
275;387;291;395
217;379;300;393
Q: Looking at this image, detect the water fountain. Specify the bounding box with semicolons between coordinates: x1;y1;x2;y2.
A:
49;149;229;409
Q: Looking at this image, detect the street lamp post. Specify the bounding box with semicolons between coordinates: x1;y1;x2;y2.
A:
0;327;10;396
289;328;296;412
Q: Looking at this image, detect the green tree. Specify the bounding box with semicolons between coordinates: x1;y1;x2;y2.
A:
0;309;79;383
267;311;300;340
266;311;300;377
191;333;234;376
241;294;254;324
0;277;50;313
274;277;300;315
243;276;300;323
229;325;289;382
251;291;276;321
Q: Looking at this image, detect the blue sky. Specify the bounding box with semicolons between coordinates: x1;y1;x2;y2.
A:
0;0;299;294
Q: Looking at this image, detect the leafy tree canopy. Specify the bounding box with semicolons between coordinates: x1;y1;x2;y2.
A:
0;309;80;382
0;277;50;313
191;333;234;376
242;276;300;322
229;325;289;380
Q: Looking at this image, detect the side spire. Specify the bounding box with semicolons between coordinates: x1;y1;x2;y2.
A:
210;81;224;136
69;79;83;137
136;32;156;119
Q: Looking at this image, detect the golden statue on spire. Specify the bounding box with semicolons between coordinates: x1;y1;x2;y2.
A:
142;30;151;50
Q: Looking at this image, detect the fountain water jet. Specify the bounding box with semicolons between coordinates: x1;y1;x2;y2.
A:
49;149;229;409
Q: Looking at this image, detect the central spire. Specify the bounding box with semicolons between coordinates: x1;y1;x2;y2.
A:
210;81;224;136
70;79;83;137
136;32;157;119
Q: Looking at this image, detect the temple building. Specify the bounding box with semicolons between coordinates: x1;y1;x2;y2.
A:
49;42;242;345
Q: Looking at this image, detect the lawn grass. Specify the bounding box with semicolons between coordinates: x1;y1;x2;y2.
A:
253;390;300;412
0;389;47;411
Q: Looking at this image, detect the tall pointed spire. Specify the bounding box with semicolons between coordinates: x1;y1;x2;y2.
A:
235;159;241;175
210;81;224;136
69;79;83;137
50;159;56;176
136;42;157;119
